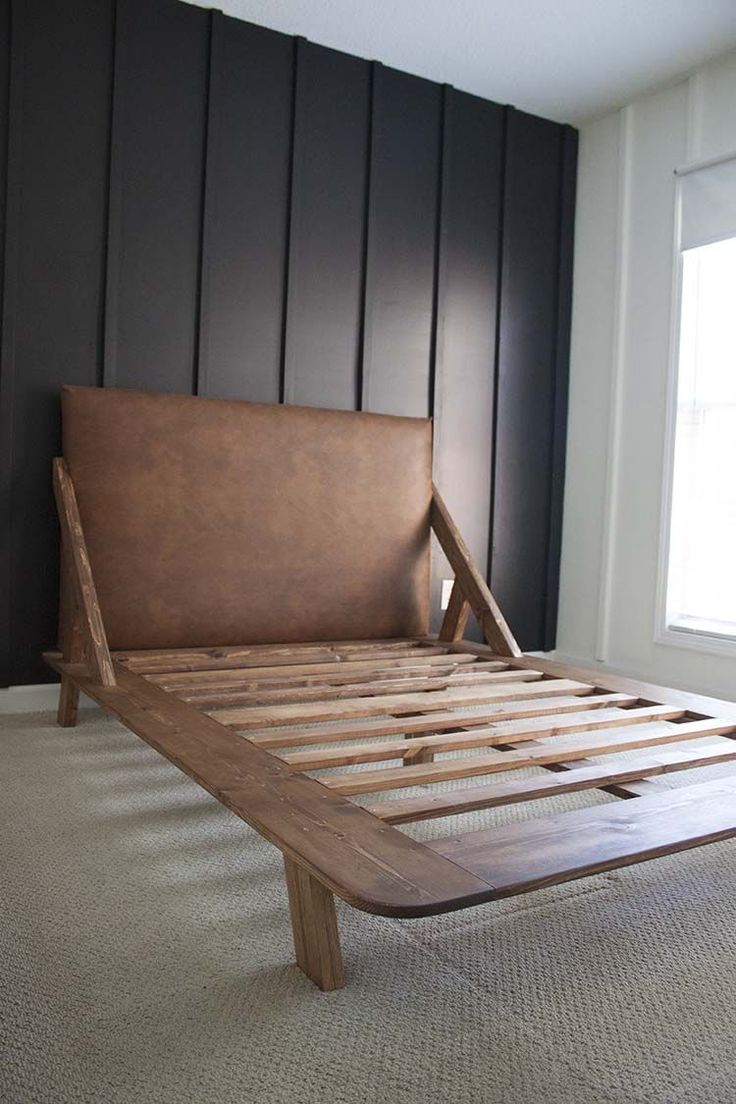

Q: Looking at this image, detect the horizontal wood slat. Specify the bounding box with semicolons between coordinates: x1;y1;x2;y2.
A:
246;693;639;750
428;775;736;896
130;644;450;675
45;653;496;917
173;659;510;702
176;666;542;708
117;637;423;667
279;704;687;770
368;738;736;823
321;719;736;795
446;643;736;724
151;650;478;687
215;678;595;729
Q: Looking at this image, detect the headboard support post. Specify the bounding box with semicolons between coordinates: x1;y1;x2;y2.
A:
430;484;520;657
52;457;116;699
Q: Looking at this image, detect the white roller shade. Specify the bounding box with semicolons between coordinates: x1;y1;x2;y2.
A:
679;157;736;252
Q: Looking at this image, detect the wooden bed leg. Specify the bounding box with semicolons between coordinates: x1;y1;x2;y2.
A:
56;533;83;727
57;676;80;728
284;857;345;991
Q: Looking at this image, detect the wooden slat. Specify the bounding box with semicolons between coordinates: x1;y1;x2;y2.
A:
215;678;595;730
118;637;421;662
43;653;496;918
279;704;686;770
446;642;736;724
427;775;736;896
150;650;476;687
175;660;511;705
179;667;543;709
439;641;736;800
368;738;736;823
247;693;639;750
431;485;521;657
116;640;442;674
321;719;736;795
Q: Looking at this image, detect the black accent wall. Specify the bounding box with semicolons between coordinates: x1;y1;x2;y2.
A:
0;0;577;687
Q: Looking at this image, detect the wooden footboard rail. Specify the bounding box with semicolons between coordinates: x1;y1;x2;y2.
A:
45;459;736;991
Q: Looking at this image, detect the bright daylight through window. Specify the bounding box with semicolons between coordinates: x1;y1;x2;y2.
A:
666;233;736;641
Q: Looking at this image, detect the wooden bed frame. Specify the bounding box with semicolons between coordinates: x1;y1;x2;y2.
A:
45;386;736;991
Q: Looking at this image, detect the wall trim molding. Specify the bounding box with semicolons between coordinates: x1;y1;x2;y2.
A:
594;102;632;662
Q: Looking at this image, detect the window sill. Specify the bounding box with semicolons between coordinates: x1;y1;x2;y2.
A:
656;622;736;659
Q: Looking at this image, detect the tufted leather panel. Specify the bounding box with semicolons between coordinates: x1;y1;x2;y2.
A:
61;386;432;650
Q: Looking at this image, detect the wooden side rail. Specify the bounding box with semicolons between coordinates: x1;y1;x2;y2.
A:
44;650;499;988
428;776;736;897
430;484;520;656
43;653;497;912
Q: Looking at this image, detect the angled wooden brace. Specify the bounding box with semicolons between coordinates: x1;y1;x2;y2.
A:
52;457;115;725
431;483;521;657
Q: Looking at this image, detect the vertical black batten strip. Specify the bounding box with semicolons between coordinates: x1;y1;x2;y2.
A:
96;0;118;388
193;7;215;396
355;59;376;412
359;61;381;411
428;84;450;425
279;35;302;404
0;0;23;686
486;103;510;589
543;123;578;650
102;0;127;389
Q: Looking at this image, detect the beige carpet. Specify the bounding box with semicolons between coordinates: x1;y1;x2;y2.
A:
3;708;736;1104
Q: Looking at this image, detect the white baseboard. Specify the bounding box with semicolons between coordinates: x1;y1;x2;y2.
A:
0;683;97;714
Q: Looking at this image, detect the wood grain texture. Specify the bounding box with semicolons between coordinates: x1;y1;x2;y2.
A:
284;856;345;991
321;719;736;796
279;704;686;771
52;459;115;686
368;738;736;823
173;660;511;706
214;678;594;729
56;533;84;725
246;694;639;750
44;653;496;918
446;642;736;724
431;485;520;656
44;628;736;992
429;776;736;896
123;643;447;676
150;651;475;687
175;666;540;709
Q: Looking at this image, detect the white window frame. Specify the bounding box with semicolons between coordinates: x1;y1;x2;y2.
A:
654;155;736;659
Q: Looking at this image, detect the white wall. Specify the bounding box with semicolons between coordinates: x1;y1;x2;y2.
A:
556;49;736;700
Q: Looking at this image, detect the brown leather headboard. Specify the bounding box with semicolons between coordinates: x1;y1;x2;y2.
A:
61;386;432;651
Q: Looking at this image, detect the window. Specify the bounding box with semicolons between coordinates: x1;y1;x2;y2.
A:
661;152;736;649
665;235;736;642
